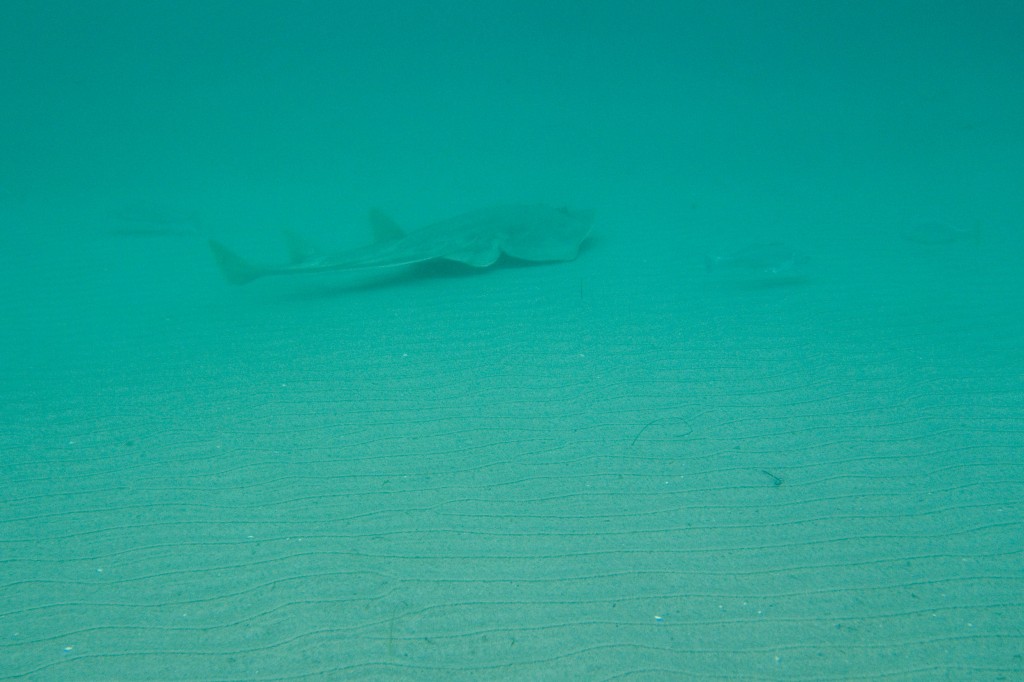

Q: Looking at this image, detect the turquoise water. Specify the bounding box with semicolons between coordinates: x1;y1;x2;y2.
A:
2;2;1022;679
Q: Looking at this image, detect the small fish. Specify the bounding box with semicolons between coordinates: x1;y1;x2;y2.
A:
108;225;201;238
900;221;980;245
705;242;804;276
109;202;202;237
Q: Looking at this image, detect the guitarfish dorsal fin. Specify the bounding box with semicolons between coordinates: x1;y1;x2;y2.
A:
283;230;317;264
369;208;405;243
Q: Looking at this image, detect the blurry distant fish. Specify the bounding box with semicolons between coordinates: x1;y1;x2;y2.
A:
208;205;593;285
705;242;805;277
900;221;980;245
109;202;202;237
